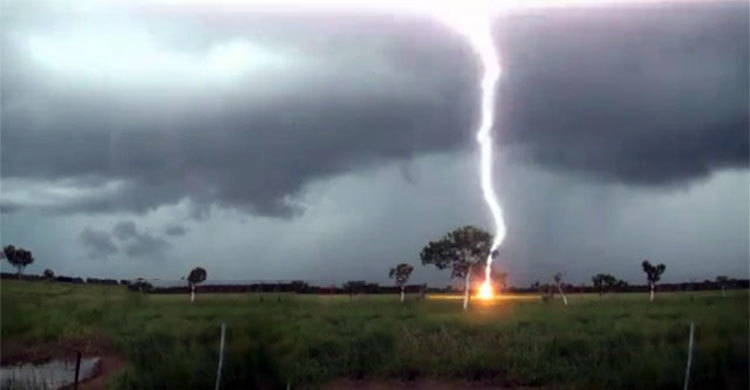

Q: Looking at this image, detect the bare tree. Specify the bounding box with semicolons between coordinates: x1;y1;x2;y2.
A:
389;263;414;303
553;273;568;306
641;260;666;302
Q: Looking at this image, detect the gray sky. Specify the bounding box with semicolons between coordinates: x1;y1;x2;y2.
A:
1;0;748;287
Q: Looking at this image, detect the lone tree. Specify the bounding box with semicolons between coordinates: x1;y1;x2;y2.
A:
592;273;617;297
187;267;207;303
716;276;729;297
389;263;414;303
43;269;55;279
1;245;35;276
420;226;491;310
641;260;666;302
553;273;568;306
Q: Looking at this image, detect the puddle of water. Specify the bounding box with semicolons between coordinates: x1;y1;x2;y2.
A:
1;356;100;389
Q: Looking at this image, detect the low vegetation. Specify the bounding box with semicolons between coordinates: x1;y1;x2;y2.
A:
1;280;747;389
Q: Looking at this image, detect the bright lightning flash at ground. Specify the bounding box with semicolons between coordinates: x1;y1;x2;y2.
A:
477;282;495;300
428;293;539;301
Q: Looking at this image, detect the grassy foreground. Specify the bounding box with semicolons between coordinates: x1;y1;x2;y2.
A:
1;280;747;389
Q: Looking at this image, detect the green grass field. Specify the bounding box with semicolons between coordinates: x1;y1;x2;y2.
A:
1;280;747;389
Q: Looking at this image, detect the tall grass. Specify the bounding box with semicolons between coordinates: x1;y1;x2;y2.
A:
1;281;747;389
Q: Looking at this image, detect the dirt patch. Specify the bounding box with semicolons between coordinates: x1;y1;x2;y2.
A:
75;355;129;390
1;334;115;367
323;379;545;390
1;334;128;389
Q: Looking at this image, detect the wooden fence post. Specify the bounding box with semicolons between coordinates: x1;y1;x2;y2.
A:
215;323;226;390
683;321;695;390
73;351;82;390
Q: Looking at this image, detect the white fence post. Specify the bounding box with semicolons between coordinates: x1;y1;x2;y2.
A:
683;321;695;390
215;323;226;390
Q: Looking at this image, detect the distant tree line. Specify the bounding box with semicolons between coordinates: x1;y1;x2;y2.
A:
149;281;430;295
2;241;748;297
2;271;747;295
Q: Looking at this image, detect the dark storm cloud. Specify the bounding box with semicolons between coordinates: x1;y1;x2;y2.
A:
0;202;22;214
122;234;170;258
497;3;749;186
77;220;170;259
164;224;188;237
113;221;138;240
1;1;747;217
79;227;117;259
112;220;171;258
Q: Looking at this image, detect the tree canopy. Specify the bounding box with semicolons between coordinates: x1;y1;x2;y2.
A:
420;226;491;279
591;273;618;295
2;245;35;275
641;260;666;284
188;267;207;285
389;263;414;287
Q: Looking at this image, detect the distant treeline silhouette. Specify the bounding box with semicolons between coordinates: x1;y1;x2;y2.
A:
1;272;747;294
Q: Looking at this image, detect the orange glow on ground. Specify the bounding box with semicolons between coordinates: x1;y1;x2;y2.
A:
427;293;539;301
476;282;494;300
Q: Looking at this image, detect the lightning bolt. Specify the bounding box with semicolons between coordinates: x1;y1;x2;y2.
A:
468;22;505;286
439;13;505;290
151;0;672;297
151;0;530;291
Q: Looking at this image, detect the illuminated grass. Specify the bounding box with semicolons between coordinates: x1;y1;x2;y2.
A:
1;280;747;389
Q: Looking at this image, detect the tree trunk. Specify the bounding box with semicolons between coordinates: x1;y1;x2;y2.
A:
400;286;405;303
557;285;568;306
649;282;654;302
463;271;471;311
190;284;195;303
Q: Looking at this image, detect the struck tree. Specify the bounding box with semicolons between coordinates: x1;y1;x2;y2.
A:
553;273;568;306
43;269;55;279
389;263;414;303
187;267;207;303
420;226;491;310
2;245;35;276
641;260;666;302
